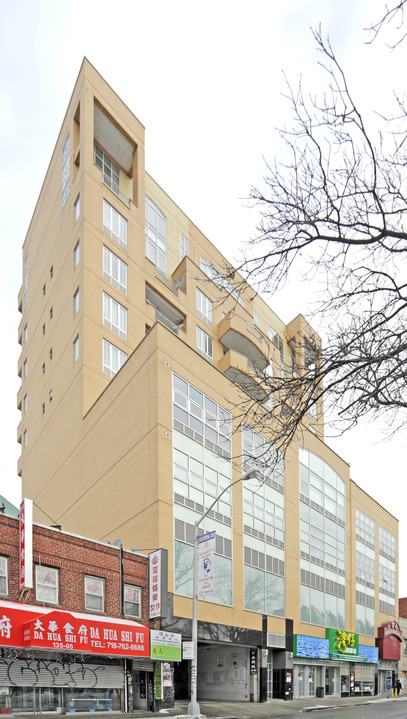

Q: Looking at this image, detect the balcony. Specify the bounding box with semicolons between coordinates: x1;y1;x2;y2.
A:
217;314;268;370
218;350;268;402
145;285;185;334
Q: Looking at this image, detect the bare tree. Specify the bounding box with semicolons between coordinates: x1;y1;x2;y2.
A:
236;13;407;452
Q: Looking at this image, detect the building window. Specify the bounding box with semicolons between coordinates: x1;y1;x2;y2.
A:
36;565;58;604
24;359;27;378
42;362;45;375
23;430;27;448
50;265;54;279
103;246;127;294
50;306;53;320
180;233;189;259
103;339;127;378
196;289;213;326
24;255;28;309
61;133;70;209
23;394;27;413
94;144;120;197
0;557;8;595
43;283;46;296
74;288;79;316
49;389;53;402
103;292;127;339
103;200;127;250
42;323;46;335
49;348;53;361
85;575;104;611
200;257;245;307
73;335;79;363
253;309;260;327
124;585;141;617
74;240;80;269
74;195;80;222
196;326;213;363
145;196;166;273
42;402;45;415
24;324;27;343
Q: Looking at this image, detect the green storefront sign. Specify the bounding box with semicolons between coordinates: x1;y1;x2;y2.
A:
326;628;362;660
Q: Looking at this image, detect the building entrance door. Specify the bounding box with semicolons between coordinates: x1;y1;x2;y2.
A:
11;687;61;713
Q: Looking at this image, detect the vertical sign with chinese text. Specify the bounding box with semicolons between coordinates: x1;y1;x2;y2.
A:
19;498;33;589
149;549;168;619
198;531;215;596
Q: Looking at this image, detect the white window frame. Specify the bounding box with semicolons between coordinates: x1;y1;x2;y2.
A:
124;584;141;618
74;241;80;269
24;324;27;343
85;575;104;612
180;233;189;260
145;196;167;273
253;309;260;327
196;326;213;363
196;288;213;326
103;339;127;378
61;133;70;209
74;288;79;316
0;556;8;595
73;335;79;363
24;359;27;378
94;144;120;197
103;246;127;294
103;292;127;340
74;194;80;222
103;200;127;249
35;565;58;604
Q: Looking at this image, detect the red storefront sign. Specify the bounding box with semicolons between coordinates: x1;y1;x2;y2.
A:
378;620;402;660
0;601;149;657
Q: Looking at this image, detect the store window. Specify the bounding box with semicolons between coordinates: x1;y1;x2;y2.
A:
85;575;104;611
35;565;58;604
124;585;141;617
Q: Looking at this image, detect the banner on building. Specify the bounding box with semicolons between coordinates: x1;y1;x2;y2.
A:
19;498;33;590
149;549;168;619
198;531;215;596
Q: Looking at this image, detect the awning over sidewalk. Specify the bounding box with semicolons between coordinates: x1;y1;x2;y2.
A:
0;599;150;657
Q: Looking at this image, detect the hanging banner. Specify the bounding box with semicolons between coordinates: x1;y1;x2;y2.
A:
149;549;168;619
198;531;215;596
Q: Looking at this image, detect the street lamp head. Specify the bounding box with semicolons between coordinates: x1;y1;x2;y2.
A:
240;468;262;482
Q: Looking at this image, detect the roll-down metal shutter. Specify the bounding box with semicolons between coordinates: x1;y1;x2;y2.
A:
0;658;124;688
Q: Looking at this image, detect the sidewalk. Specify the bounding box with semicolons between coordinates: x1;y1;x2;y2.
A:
10;693;407;719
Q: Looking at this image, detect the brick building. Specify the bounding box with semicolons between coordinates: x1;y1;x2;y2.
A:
0;511;160;713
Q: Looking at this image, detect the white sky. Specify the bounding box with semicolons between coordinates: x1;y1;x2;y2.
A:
1;0;406;593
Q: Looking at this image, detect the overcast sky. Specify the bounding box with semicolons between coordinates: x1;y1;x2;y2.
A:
1;0;406;593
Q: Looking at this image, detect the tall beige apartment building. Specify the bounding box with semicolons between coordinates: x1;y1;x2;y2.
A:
17;59;400;702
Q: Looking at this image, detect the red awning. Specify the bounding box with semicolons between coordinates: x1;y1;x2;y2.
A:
0;600;150;658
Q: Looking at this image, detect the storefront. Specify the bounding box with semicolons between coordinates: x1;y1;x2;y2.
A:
293;629;378;699
0;600;150;713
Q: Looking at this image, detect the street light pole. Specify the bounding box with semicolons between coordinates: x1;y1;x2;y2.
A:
187;468;262;716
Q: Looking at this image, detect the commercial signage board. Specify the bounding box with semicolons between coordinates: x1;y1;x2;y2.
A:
19;498;33;590
0;601;149;657
326;628;359;659
182;641;194;660
149;549;168;619
198;531;215;596
150;630;182;661
293;634;329;659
